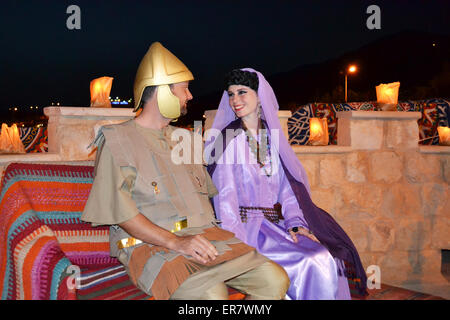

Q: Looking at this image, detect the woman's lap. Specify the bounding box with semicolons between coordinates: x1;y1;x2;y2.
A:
256;219;340;299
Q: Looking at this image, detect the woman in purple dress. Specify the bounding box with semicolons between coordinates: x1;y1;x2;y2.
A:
205;68;367;300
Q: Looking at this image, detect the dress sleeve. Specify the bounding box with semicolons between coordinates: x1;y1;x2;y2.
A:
211;162;248;243
278;164;309;231
81;141;140;226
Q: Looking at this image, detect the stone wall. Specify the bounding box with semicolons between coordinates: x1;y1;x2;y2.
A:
45;107;135;161
0;107;135;173
294;111;449;296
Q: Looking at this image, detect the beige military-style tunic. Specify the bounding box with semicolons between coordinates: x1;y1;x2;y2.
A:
81;120;268;299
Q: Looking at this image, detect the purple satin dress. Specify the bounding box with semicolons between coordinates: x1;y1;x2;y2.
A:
211;132;351;300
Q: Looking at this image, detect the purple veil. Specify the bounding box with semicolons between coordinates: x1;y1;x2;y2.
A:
205;68;367;295
205;68;311;195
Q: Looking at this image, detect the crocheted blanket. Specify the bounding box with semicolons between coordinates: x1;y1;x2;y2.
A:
0;163;117;300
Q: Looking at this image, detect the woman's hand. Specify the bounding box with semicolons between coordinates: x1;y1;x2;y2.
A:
288;227;320;244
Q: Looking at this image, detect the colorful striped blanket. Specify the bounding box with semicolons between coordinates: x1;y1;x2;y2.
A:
0;162;117;300
0;162;246;300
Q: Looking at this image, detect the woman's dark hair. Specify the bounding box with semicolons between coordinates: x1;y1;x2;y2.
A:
224;69;259;92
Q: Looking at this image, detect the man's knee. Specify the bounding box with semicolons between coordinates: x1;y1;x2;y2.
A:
199;282;229;300
223;259;290;300
259;261;290;299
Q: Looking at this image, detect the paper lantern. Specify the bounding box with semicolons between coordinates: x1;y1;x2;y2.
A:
0;123;26;154
376;82;400;111
90;76;114;108
437;126;450;146
308;118;329;146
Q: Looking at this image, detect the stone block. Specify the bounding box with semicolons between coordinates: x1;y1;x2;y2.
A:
431;215;450;249
319;158;345;186
44;107;134;161
370;151;403;183
335;207;375;221
394;219;432;251
417;249;444;276
337;220;370;253
358;252;381;271
435;193;450;218
422;183;449;218
443;157;450;183
368;219;395;252
310;187;335;215
338;183;382;211
346;152;367;183
385;120;419;149
300;159;317;187
405;153;442;183
376;250;414;283
337;118;384;149
381;183;422;219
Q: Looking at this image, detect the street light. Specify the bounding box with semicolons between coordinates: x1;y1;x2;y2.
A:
344;64;357;102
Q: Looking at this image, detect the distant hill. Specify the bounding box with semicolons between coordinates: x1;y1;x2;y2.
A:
181;30;449;125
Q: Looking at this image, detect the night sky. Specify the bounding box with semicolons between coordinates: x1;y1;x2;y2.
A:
0;0;449;116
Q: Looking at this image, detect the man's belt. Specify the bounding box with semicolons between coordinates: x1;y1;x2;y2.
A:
116;217;188;250
117;237;143;250
239;203;283;224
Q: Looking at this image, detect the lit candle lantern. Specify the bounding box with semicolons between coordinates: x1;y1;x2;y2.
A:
376;81;400;111
0;123;25;154
437;126;450;146
308;117;329;146
90;76;114;108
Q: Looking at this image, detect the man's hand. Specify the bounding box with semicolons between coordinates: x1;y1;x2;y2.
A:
119;213;218;264
172;234;219;264
288;226;320;244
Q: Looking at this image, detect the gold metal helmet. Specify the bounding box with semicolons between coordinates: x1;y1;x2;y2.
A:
133;42;194;118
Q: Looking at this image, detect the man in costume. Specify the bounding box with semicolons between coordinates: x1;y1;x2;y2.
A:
81;42;289;300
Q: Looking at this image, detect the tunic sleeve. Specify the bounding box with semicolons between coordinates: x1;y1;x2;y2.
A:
81;141;140;226
278;163;309;231
203;166;218;198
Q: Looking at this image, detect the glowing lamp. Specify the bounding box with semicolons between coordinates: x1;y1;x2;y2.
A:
0;123;26;154
308;118;329;146
376;82;400;111
90;76;114;108
437;126;450;146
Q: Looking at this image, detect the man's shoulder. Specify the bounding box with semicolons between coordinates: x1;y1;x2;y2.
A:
168;124;190;132
102;119;134;131
95;119;135;141
91;119;135;154
168;125;201;138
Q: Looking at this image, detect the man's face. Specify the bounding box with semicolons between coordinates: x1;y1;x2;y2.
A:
171;81;193;116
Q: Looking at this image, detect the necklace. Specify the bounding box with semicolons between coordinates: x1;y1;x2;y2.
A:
243;120;273;177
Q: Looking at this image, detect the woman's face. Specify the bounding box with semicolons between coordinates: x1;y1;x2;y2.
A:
227;85;260;119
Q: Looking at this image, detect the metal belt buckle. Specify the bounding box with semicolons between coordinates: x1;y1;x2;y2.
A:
117;237;143;250
171;216;187;233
